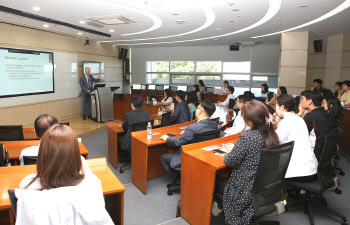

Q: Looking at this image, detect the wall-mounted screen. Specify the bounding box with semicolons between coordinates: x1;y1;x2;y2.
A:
83;61;105;82
0;47;54;98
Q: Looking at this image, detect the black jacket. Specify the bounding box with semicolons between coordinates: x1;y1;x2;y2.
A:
171;100;191;124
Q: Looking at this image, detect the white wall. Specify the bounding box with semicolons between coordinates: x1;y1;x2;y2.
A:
131;44;280;84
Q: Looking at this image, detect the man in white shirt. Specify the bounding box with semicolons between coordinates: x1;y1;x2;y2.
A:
218;86;235;106
223;95;251;136
274;94;318;180
19;114;58;165
222;80;229;94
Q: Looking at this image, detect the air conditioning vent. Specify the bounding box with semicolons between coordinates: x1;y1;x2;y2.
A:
86;15;135;25
87;21;104;28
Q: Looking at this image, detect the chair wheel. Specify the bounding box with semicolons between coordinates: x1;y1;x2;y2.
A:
119;168;124;173
335;188;342;195
341;220;348;225
167;190;173;196
339;171;345;176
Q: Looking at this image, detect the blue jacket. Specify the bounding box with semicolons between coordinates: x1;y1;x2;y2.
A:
171;100;191;124
80;75;100;95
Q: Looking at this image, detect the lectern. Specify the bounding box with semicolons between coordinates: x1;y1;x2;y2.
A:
90;85;115;122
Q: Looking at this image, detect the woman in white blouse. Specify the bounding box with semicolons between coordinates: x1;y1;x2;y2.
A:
16;124;113;225
159;89;173;106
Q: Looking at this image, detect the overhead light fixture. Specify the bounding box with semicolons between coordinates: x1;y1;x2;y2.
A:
32;7;40;11
228;2;234;6
171;13;179;16
252;0;350;39
232;9;240;11
217;28;222;31
109;29;115;32
78;32;83;35
229;20;235;22
79;20;85;24
299;5;309;8
175;20;186;24
43;24;49;28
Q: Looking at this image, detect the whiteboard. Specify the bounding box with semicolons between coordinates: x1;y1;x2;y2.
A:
0;51;78;107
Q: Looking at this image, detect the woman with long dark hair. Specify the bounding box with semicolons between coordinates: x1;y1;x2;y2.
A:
193;85;201;101
269;86;287;104
213;101;280;225
198;80;206;93
185;92;197;120
261;83;269;98
17;124;113;224
160;89;173;106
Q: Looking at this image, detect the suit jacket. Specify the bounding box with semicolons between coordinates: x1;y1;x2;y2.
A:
80;75;100;95
171;100;191;124
121;109;150;150
166;119;218;170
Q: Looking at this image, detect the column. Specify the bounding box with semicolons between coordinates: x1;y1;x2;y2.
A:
325;34;343;89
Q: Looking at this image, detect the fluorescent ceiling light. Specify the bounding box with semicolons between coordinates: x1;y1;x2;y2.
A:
43;24;49;28
79;20;85;24
102;5;216;42
78;32;83;35
109;29;115;32
252;0;350;39
32;7;40;11
116;0;281;46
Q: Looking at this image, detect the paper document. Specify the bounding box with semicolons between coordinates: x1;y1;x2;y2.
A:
202;145;220;151
152;133;161;135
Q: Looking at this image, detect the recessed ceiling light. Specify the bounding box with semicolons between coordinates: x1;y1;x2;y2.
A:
32;7;40;11
299;5;309;8
43;24;49;28
79;21;85;24
109;30;115;32
232;9;240;11
78;32;83;35
228;2;234;6
216;28;222;31
229;20;235;22
171;13;179;16
175;20;186;24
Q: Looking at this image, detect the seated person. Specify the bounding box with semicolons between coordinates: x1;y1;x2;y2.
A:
274;94;318;181
212;100;280;223
223;95;251;136
160;99;218;183
322;96;344;132
19;114;58;165
17;124;113;224
334;81;343;98
198;80;206;93
218;86;235;106
244;91;255;99
159;89;173;107
185;92;197;120
193;85;201;102
260;83;269;98
311;78;323;91
171;90;191;124
222;80;229;93
120;96;150;155
338;80;350;107
298;90;329;160
269;86;287;104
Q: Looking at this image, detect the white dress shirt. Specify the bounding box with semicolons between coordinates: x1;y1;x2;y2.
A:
219;94;235;106
19;145;40;166
161;96;173;104
222;86;227;94
224;111;250;136
276;112;318;178
16;157;113;225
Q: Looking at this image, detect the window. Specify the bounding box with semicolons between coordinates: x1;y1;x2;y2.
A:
146;61;169;72
197;75;221;86
223;62;250;73
196;61;222;73
171;61;195;72
146;73;169;84
223;74;250;87
172;75;194;84
251;75;278;87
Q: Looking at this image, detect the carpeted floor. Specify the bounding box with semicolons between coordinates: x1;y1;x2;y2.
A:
82;128;350;225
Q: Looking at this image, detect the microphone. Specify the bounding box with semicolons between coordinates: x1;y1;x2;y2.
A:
5;150;11;167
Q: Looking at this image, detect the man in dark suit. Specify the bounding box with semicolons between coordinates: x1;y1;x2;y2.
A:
160;99;218;182
120;96;150;156
80;67;101;120
171;90;191;124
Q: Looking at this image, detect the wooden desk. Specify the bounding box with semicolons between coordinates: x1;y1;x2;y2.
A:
1;140;88;165
205;93;226;103
0;158;125;225
339;108;350;155
23;128;38;140
107;114;162;169
181;133;240;225
130;105;235;194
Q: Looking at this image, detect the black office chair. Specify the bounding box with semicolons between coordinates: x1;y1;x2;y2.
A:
114;93;124;100
251;141;294;225
192;111;196;120
0;143;4;167
160;112;172;127
59;122;69;126
228;99;236;109
131;89;141;94
286;128;347;225
327;120;345;178
267;92;274;102
119;120;154;173
200;93;205;101
0;125;24;141
167;129;221;196
23;156;37;165
210;117;220;125
8;189;17;222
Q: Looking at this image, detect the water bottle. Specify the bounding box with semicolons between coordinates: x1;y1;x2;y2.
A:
265;97;269;105
158;108;162;118
147;96;149;104
147;122;152;139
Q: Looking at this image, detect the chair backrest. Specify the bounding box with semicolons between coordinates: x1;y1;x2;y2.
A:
228;99;236;109
131;120;154;132
23;156;38;165
210;117;220;125
113;93;124;100
8;189;17;221
193;129;220;144
148;90;157;96
267;92;274;102
192;111;196;120
0;125;24;141
252;141;294;218
200;93;205;101
131;89;141;94
59;122;69;126
160;112;172;127
327;119;341;134
0;143;4;167
317;127;343;191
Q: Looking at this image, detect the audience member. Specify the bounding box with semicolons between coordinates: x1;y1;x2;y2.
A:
299;90;329;159
320;88;334;99
274;94;318;181
185;92;197;120
218;86;235;106
212;100;280;224
323;96;344;133
244;91;255;99
190;90;199;105
222;95;251;136
334;81;344;98
19;114;57;165
17;124;113;224
198;80;206;93
269;86;287;104
338;80;350;106
260;83;269;98
160;100;217;183
312;79;323;91
171;90;191;124
160;89;173;106
193;85;201;101
222;80;229;93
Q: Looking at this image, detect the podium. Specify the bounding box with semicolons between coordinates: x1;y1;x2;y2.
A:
90;86;115;123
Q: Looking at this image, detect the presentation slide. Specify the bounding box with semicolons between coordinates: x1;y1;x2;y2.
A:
0;47;54;98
